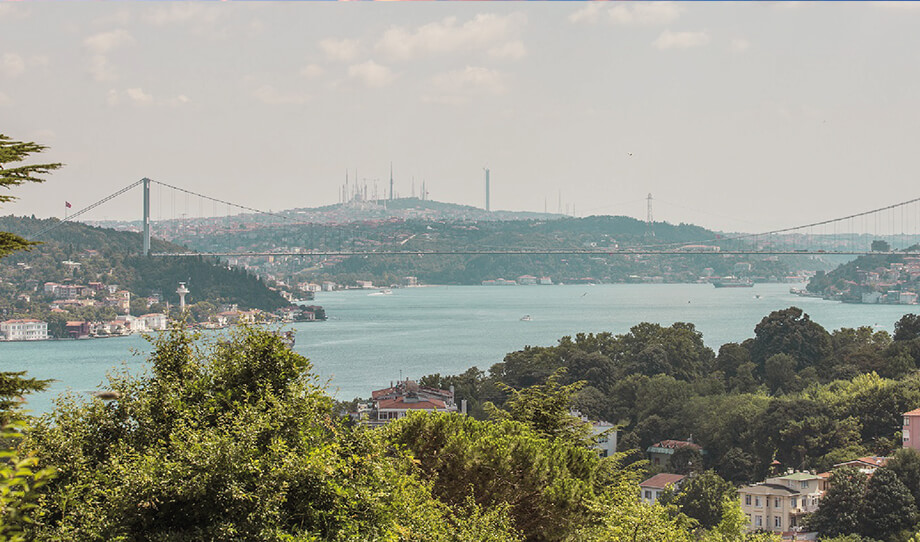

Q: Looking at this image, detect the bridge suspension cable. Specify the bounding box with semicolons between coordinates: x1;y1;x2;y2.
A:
32;179;145;239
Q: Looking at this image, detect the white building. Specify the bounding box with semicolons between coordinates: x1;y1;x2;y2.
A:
639;473;686;504
139;313;168;331
0;319;49;341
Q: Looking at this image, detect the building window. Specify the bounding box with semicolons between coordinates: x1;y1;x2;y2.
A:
774;516;782;528
755;497;761;507
745;495;751;506
755;516;763;528
791;497;797;508
905;430;911;442
644;490;652;500
906;417;911;427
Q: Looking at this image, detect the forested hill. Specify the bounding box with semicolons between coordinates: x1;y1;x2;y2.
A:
0;215;288;311
167;213;799;286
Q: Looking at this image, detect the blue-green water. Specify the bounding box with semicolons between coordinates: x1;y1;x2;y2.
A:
3;283;918;414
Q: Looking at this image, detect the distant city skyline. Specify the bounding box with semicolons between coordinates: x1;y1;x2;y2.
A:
3;2;920;233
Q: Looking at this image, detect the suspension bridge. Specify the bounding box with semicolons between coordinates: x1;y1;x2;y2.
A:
30;177;920;258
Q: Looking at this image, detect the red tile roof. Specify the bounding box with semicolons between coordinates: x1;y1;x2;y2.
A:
377;397;447;410
905;408;920;416
651;439;702;451
640;473;686;489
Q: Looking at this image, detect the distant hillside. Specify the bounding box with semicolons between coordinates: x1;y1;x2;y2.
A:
0;216;288;311
156;214;796;286
87;197;563;231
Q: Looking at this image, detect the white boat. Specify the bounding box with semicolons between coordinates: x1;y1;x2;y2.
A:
520;315;532;321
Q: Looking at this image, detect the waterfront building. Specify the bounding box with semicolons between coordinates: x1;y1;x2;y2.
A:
139;313;168;331
518;275;538;285
538;276;553;285
402;276;418;287
639;473;685;504
64;321;92;339
0;319;48;341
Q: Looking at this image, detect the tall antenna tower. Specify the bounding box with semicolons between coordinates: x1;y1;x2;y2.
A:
484;168;490;212
646;193;654;237
390;162;394;201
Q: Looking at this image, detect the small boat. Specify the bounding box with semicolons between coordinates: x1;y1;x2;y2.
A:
520;315;533;321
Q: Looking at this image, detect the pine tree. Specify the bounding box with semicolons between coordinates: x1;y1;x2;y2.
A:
0;133;62;258
0;132;60;414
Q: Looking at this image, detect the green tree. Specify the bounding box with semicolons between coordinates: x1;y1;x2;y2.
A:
806;467;867;537
667;471;735;529
0;134;62;258
764;353;798;395
895;314;920;342
887;448;920;513
488;368;593;446
749;307;832;371
861;467;918;540
27;326;517;540
872;239;891;252
0;134;58;417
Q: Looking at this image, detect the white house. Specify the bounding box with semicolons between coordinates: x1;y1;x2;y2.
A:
0;319;49;341
639;473;686;504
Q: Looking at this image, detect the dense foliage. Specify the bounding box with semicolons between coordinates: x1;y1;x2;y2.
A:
421;308;920;486
24;327;520;541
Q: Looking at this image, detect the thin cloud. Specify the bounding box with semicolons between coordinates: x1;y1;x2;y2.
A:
146;4;220;26
89;55;115;82
730;38;751;54
300;64;325;78
126;87;154;106
376;13;527;61
568;3;606;25
348;60;394;88
84;29;134;54
319;38;361;63
654;30;710;50
0;53;25;78
426;66;506;105
488;41;527;61
252;85;310;106
570;2;683;26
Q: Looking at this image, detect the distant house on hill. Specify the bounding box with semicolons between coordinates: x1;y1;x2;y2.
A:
640;473;686;504
739;470;825;534
647;439;704;467
361;379;460;427
904;408;920;451
832;456;888;475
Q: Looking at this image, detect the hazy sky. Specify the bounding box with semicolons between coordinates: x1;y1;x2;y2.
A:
3;1;920;232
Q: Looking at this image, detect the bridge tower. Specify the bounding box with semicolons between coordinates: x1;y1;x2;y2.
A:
484;168;490;212
142;177;151;256
646;193;654;237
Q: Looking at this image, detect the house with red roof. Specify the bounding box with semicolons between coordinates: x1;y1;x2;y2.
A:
366;379;458;426
639;473;686;504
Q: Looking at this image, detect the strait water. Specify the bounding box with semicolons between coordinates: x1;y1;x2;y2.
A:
3;283;919;414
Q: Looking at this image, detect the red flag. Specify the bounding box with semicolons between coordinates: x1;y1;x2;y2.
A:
65;201;72;208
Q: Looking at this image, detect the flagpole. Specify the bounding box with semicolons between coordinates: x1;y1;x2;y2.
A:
64;202;68;220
